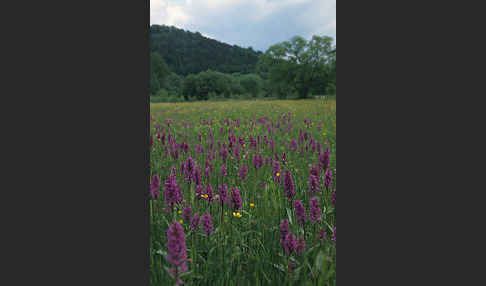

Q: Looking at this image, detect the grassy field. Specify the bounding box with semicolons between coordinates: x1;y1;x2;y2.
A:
150;99;336;285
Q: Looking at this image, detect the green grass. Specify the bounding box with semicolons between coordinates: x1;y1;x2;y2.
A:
150;99;336;285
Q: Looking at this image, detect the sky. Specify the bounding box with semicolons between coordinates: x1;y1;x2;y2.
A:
150;0;336;52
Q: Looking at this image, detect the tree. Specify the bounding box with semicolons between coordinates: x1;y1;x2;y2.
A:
258;35;335;98
165;72;183;96
182;74;198;101
150;52;170;95
182;70;237;101
150;72;160;95
239;74;262;97
150;25;262;76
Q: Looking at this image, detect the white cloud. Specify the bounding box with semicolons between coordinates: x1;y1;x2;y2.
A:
150;0;190;26
150;0;336;51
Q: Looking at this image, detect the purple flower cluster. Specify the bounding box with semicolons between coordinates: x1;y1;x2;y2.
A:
150;174;160;200
319;228;327;243
234;144;240;160
297;237;306;254
218;184;229;204
324;169;333;190
308;173;320;194
310;164;319;177
221;146;229;162
294;200;307;225
280;219;289;242
283;232;297;256
204;166;211;180
167;221;188;282
195;144;204;154
309;197;322;224
239;165;248;180
183;156;195;183
202;213;214;236
319;148;330;171
205;183;214;203
182;205;192;223
252;154;264;169
281;152;287;165
290;139;298;151
195;184;204;200
220;164;227;177
165;167;182;209
283;171;295;200
190;213;200;232
231;187;242;212
193;164;201;186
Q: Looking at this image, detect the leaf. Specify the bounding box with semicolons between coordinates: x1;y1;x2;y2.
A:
271;263;285;273
161;215;170;228
314;250;325;272
305;245;318;255
286;207;293;225
155;249;167;257
261;270;272;284
325;221;334;232
325;263;335;280
305;261;314;277
240;210;251;217
178;270;193;277
208;246;217;257
289;256;300;264
192;274;204;280
292;265;303;281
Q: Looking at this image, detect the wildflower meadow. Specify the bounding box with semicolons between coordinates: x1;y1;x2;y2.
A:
150;99;336;285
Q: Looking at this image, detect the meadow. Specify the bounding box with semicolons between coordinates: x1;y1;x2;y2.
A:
150;99;336;285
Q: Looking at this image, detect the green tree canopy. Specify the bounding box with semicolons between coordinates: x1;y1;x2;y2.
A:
239;74;262;97
258;35;336;98
150;52;170;95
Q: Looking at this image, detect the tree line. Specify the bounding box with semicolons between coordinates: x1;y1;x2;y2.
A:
150;25;261;76
150;27;336;101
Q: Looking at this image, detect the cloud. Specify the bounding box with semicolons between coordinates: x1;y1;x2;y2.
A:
150;0;336;51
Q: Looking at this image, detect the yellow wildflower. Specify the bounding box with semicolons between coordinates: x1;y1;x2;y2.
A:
250;203;255;207
179;220;183;224
276;172;280;177
178;210;182;214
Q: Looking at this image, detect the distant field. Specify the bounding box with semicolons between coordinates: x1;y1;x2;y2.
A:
151;99;335;145
150;99;336;285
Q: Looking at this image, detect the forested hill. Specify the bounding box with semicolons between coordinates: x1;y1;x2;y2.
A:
150;25;262;76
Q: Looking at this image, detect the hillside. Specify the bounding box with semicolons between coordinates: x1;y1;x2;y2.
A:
150;25;262;76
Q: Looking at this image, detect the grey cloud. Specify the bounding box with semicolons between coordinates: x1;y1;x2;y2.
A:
151;0;336;52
